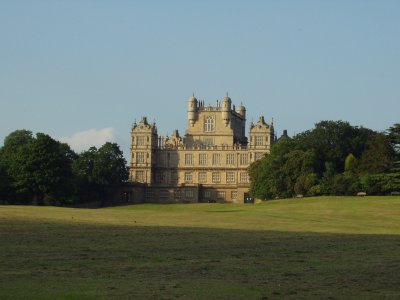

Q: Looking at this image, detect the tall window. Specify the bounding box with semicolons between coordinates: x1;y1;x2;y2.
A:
185;190;194;198
199;154;207;165
240;172;249;183
217;191;225;200
156;172;165;183
145;189;154;200
137;136;145;146
185;153;193;165
137;152;145;163
239;153;248;165
255;136;264;146
231;191;238;200
135;171;145;182
212;153;221;165
212;172;221;183
226;172;235;183
171;172;178;184
204;116;215;132
226;154;235;165
198;172;207;183
185;172;192;183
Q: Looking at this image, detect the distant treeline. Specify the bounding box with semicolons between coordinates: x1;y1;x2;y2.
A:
250;121;400;199
0;130;128;206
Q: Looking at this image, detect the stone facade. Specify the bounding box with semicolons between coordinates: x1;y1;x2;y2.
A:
124;95;275;203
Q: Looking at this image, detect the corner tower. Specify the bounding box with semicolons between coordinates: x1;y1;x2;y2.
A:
130;117;158;184
249;116;274;150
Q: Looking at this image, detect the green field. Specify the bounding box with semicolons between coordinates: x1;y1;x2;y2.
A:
1;196;400;299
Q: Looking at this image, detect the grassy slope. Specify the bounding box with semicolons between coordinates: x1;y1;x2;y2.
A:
0;196;400;299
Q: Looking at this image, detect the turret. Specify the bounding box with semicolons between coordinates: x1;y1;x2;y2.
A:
187;94;198;127
221;94;232;126
237;103;246;120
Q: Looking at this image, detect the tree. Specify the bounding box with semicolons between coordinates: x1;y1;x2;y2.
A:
330;173;359;195
344;153;356;172
72;143;128;204
282;149;316;196
72;147;98;202
356;133;394;175
249;139;293;199
0;164;11;202
294;121;372;175
387;123;400;157
0;130;35;202
249;139;318;199
2;130;34;152
93;142;129;202
8;133;75;204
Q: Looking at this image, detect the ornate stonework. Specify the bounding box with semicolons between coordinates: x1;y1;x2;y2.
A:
127;95;275;203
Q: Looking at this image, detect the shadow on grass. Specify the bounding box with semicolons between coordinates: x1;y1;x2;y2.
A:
1;219;400;299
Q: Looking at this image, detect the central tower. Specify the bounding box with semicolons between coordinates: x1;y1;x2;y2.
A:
185;94;247;147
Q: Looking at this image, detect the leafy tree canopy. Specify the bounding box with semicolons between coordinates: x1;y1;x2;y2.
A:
1;130;128;205
250;121;397;199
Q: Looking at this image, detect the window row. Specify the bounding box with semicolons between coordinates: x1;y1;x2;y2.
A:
185;171;249;183
152;171;250;184
135;152;264;166
183;153;249;166
146;189;239;201
203;190;238;200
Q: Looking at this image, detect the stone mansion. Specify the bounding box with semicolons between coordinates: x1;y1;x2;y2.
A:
124;94;275;203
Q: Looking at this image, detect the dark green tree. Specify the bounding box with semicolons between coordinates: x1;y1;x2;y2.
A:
282;149;317;196
8;133;75;205
356;133;394;175
387;123;400;157
72;143;128;204
0;130;35;202
72;146;98;202
249;139;318;199
93;142;129;202
0;164;11;202
249;139;294;199
294;121;372;174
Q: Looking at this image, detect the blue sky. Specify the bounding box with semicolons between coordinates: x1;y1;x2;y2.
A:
1;1;399;158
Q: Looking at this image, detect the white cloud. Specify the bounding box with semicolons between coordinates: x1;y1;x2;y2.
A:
59;128;116;153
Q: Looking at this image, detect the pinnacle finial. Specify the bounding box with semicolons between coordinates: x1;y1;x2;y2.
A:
192;92;195;97
226;91;229;97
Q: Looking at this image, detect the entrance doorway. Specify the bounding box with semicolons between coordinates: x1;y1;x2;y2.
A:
244;193;253;204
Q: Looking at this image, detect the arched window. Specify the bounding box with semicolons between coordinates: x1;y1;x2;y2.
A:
204;116;215;132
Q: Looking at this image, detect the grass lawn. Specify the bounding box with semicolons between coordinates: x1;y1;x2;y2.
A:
1;196;400;299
